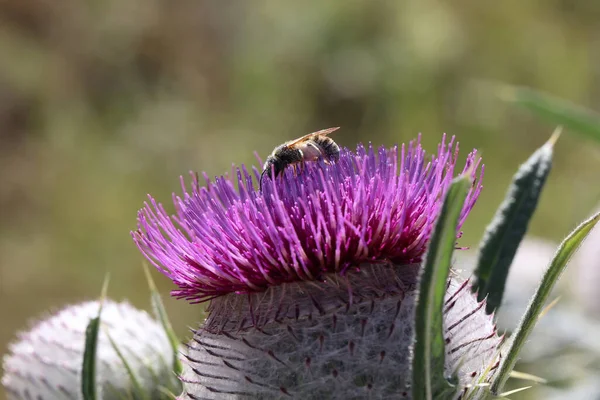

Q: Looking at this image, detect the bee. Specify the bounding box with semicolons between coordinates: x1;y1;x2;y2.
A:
260;127;341;189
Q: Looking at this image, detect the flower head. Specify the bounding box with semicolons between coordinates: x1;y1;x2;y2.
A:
133;135;482;303
132;133;495;398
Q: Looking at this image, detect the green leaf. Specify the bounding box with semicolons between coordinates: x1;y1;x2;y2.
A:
82;276;110;400
142;263;183;378
472;131;557;313
490;212;600;394
499;84;600;141
82;315;101;400
412;175;472;400
106;331;149;400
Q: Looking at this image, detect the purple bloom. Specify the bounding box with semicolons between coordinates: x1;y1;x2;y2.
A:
133;134;482;303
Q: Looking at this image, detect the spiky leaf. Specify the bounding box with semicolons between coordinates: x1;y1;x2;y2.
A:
472;132;556;313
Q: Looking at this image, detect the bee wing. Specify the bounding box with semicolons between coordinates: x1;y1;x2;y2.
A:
285;127;340;147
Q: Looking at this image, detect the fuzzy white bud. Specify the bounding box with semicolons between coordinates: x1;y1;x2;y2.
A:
2;300;177;400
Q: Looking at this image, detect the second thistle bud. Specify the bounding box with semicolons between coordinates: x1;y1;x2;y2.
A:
2;300;179;400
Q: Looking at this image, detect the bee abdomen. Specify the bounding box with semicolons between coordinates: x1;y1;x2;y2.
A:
317;137;340;161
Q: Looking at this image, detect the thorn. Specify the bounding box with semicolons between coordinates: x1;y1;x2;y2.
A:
547;125;563;147
509;370;548;384
498;385;533;397
538;296;561;321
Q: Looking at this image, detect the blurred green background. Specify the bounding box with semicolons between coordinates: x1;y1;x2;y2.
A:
1;1;600;398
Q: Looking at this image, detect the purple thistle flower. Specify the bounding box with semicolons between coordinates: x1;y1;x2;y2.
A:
133;134;482;303
133;133;499;399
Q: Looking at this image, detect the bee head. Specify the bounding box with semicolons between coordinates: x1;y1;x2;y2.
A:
260;145;304;191
260;155;285;190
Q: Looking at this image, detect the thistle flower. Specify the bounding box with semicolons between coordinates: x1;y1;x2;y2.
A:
2;300;178;400
134;135;481;302
133;135;500;398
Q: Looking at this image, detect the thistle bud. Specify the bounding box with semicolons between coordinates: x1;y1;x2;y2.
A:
180;264;499;398
2;300;178;399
